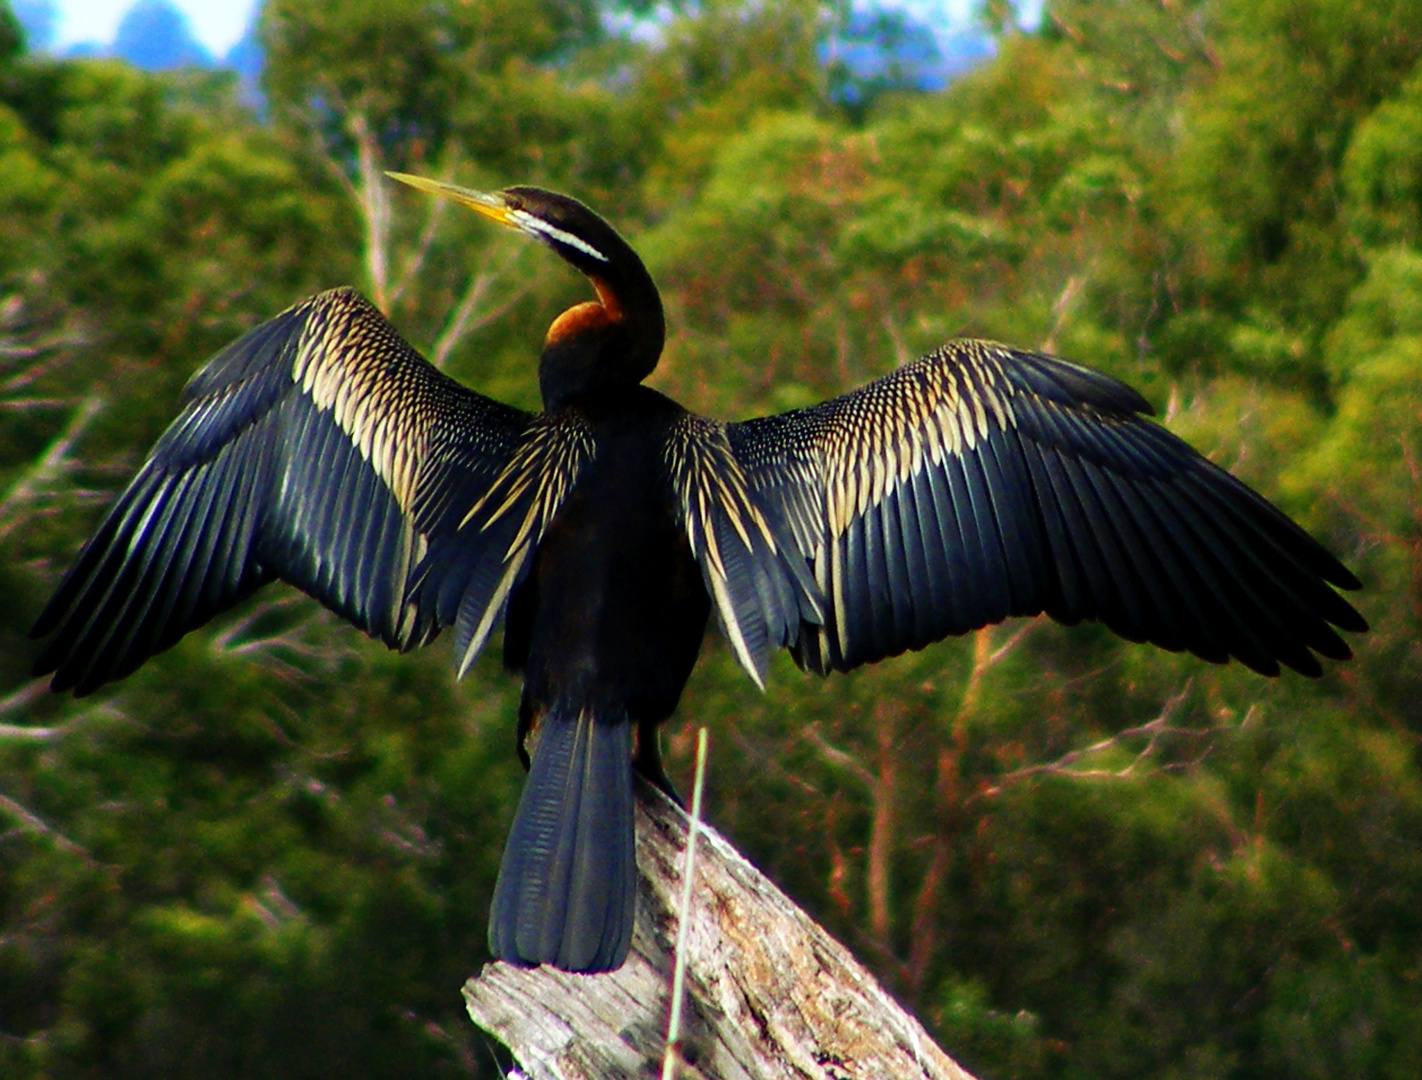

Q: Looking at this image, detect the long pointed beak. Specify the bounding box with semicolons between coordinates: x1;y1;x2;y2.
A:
387;172;611;264
385;172;516;229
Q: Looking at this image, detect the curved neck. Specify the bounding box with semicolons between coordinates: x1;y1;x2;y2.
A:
538;244;664;410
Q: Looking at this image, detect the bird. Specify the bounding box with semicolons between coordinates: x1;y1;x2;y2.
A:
31;172;1367;974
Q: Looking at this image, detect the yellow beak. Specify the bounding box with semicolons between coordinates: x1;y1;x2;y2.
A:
385;172;515;229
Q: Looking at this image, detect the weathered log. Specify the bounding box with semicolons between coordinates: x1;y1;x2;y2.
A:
463;784;979;1080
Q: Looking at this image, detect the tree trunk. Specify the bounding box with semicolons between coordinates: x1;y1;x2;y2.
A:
463;784;980;1080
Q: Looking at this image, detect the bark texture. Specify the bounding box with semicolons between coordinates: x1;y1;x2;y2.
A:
463;785;979;1080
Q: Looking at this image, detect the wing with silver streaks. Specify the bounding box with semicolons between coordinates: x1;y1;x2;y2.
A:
727;341;1366;677
409;408;595;678
32;287;537;694
665;414;820;687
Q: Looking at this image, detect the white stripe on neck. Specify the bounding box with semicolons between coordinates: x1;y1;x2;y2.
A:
511;210;609;262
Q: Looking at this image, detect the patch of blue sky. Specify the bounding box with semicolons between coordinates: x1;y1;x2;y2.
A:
35;0;256;56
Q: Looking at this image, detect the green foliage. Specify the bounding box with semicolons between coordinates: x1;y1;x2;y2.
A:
595;0;835;213
3;1;1422;1077
261;0;602;170
935;975;1053;1079
1166;0;1422;384
0;2;20;64
1343;65;1422;250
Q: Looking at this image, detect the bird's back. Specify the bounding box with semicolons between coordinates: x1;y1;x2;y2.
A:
504;384;712;724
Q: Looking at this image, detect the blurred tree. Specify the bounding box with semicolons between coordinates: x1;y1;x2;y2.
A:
261;0;601;172
1165;0;1422;389
634;0;832;206
0;0;20;61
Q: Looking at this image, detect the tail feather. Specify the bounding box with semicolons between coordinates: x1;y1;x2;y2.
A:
489;703;636;972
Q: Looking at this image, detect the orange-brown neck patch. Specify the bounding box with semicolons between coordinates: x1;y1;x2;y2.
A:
546;301;611;346
544;275;623;346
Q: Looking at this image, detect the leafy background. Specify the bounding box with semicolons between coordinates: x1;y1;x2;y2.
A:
2;1;1420;1077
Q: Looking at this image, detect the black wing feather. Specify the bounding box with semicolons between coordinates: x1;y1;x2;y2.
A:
891;471;934;643
728;340;1365;678
921;450;974;634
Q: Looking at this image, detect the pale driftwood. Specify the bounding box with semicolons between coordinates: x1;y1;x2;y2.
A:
463;785;979;1080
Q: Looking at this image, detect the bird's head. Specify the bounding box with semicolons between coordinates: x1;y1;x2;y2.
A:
388;173;664;408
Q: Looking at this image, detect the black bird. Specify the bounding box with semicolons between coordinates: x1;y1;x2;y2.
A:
31;173;1367;973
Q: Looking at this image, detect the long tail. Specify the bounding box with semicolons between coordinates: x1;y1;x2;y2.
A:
489;701;636;972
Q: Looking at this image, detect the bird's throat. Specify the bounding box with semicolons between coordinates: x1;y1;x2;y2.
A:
545;301;613;348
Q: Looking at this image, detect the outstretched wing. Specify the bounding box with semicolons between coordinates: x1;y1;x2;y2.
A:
727;341;1367;678
32;287;583;695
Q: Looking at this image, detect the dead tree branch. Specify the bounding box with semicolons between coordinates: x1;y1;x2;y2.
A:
0;791;92;861
429;248;529;369
350;112;393;312
0;395;104;542
464;785;979;1080
966;680;1229;805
